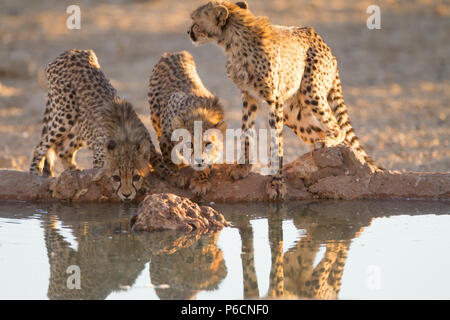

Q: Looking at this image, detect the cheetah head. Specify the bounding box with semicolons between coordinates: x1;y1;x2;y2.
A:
188;1;248;45
170;95;227;170
105;139;151;201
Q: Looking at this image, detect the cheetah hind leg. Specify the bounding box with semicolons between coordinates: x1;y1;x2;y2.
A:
29;131;53;176
150;152;189;189
55;135;84;172
42;148;57;177
285;105;344;153
265;101;287;201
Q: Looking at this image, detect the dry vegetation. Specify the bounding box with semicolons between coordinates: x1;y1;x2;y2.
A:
0;0;448;174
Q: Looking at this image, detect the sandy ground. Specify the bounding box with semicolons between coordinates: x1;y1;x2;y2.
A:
0;0;448;174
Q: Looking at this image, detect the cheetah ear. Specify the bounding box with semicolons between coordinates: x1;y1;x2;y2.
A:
235;1;248;9
214;119;227;132
137;139;151;160
171;116;184;130
214;5;229;27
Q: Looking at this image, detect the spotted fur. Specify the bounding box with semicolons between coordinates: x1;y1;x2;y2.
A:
148;51;226;196
29;49;156;201
189;1;378;201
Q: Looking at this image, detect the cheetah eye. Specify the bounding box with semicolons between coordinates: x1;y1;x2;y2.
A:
111;175;121;182
205;142;213;151
132;174;142;182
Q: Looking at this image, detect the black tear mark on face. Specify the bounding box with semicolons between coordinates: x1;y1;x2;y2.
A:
189;24;197;41
107;140;116;151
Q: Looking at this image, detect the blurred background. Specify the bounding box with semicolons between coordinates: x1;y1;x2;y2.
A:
0;0;448;173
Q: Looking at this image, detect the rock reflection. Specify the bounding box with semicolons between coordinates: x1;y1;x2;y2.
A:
146;232;227;300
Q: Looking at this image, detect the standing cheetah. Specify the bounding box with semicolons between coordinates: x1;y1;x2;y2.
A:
148;51;227;196
29;49;160;201
189;1;378;200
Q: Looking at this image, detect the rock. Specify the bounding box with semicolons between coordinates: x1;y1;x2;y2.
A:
312;147;344;168
49;168;118;202
308;175;372;200
0;170;51;201
131;193;231;232
369;171;450;199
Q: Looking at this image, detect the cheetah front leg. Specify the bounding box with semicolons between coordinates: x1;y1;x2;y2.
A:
189;165;212;197
230;91;258;180
150;152;189;189
155;134;189;189
265;100;287;201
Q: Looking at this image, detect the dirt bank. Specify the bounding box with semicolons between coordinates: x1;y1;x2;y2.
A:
1;145;448;203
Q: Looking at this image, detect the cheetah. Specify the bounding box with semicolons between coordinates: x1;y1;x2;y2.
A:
29;49;160;201
148;51;226;196
189;1;378;201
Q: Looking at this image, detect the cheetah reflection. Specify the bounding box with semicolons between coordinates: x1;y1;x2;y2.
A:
42;201;373;300
42;204;149;300
234;202;374;299
42;204;227;300
148;232;227;300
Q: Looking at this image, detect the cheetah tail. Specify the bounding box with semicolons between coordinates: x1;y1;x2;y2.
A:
328;74;380;170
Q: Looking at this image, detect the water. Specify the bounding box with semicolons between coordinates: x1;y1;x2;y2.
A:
0;200;449;300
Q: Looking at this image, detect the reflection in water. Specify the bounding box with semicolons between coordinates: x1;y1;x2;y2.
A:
220;200;447;300
39;203;226;300
0;200;448;299
267;203;357;299
42;204;148;300
278;203;355;299
232;211;259;299
148;232;227;300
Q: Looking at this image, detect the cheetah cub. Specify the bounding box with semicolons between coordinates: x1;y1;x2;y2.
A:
148;51;226;196
30;49;158;201
189;1;378;201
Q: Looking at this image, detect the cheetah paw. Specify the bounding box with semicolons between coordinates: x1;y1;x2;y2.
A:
230;164;251;180
139;178;151;194
266;177;287;201
189;178;211;197
312;141;326;150
168;173;189;189
92;168;106;183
